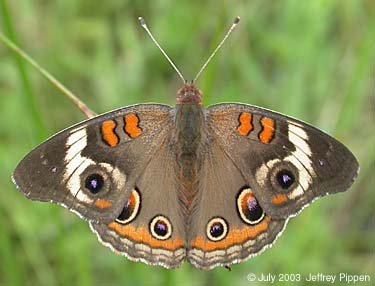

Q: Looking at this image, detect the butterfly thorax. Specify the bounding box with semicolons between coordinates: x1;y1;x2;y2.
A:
175;83;204;155
174;83;205;221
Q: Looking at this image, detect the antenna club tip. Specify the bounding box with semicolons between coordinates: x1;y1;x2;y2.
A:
234;16;240;24
138;17;146;26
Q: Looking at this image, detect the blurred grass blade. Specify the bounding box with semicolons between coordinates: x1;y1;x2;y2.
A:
0;33;97;119
0;0;47;141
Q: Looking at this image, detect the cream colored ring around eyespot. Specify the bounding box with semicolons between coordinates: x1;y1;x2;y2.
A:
206;217;228;242
149;215;172;240
237;188;265;225
115;189;141;225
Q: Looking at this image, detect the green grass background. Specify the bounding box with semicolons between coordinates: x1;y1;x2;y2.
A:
0;1;374;285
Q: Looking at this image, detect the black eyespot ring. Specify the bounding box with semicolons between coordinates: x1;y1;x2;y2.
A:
85;173;104;194
149;215;172;240
267;161;299;192
276;169;295;189
79;163;125;199
237;187;265;225
116;189;141;225
206;217;228;242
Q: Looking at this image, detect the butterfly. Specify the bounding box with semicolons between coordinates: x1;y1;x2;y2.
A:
11;17;359;269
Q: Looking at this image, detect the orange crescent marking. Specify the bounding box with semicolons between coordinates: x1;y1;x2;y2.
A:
108;222;184;250
95;199;113;209
101;120;119;147
128;192;136;209
259;117;275;144
124;114;142;138
191;217;271;251
271;194;288;205
236;112;253;136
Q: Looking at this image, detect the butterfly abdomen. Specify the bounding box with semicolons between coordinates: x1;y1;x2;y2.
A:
174;97;205;227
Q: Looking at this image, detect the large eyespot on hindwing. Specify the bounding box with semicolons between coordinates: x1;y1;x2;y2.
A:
206;217;229;242
149;215;172;240
115;189;141;225
237;187;265;225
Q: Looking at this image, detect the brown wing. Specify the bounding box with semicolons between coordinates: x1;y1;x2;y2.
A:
205;103;359;219
90;136;187;268
13;104;174;223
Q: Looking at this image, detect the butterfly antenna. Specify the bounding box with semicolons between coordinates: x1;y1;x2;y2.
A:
194;16;240;82
138;17;186;84
0;33;97;119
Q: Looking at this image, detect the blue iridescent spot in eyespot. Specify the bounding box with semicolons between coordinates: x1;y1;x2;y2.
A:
85;174;104;194
247;196;258;211
91;180;98;189
276;170;295;189
244;194;264;222
210;222;224;238
206;217;228;241
155;221;167;236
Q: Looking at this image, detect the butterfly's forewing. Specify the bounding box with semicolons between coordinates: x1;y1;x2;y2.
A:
12;87;360;270
205;103;359;220
13;104;173;223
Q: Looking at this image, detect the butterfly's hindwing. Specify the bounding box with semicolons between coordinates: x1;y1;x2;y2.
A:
13;82;359;270
187;141;287;269
90;131;187;269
